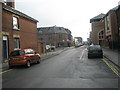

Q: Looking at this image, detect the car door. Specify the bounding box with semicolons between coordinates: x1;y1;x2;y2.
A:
25;49;34;63
30;49;38;63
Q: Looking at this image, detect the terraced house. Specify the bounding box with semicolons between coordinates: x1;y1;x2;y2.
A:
1;0;38;62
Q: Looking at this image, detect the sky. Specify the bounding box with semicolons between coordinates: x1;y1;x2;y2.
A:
15;0;119;41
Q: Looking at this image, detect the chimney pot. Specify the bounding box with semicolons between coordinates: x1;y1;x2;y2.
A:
6;0;15;8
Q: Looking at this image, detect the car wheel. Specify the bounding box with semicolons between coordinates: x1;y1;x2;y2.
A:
100;55;103;58
26;61;30;68
88;55;91;59
37;58;41;64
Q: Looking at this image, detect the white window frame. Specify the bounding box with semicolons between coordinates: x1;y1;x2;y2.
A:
13;16;19;30
14;38;20;50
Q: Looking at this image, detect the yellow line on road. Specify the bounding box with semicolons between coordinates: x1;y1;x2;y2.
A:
0;69;12;74
102;58;120;77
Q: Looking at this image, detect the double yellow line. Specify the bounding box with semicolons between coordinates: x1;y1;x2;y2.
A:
103;58;120;77
0;69;12;74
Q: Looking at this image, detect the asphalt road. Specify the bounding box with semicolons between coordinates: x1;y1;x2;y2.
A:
2;46;119;88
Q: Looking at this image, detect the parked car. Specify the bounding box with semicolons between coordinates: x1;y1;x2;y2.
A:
8;49;41;68
87;45;103;58
51;45;56;51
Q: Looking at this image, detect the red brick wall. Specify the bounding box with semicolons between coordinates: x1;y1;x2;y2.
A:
2;9;38;54
38;33;69;47
109;11;118;42
117;8;120;47
91;20;105;45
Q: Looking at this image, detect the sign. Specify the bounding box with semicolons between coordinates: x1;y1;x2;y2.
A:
42;40;46;44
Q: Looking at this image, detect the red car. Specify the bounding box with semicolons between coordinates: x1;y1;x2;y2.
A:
8;49;41;68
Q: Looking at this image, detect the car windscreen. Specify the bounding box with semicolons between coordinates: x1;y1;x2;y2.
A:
89;46;101;51
10;51;25;56
25;49;35;54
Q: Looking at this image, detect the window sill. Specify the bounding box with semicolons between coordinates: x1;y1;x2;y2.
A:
14;48;20;50
13;28;20;31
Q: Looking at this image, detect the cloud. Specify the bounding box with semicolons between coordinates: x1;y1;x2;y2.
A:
16;0;119;41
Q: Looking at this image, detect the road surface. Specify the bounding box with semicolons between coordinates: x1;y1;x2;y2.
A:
2;46;119;88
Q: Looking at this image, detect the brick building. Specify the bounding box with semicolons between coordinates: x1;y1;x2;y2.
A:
1;0;38;62
37;26;72;53
104;6;119;49
90;13;105;46
116;5;120;50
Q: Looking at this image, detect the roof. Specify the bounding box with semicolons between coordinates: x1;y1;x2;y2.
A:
37;26;71;35
103;6;119;18
3;4;38;22
110;6;118;11
90;13;105;23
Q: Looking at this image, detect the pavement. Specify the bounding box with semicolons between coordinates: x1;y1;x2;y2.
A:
0;47;71;71
103;47;120;68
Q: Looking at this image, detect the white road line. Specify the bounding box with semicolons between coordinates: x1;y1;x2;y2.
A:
0;69;12;74
79;49;85;60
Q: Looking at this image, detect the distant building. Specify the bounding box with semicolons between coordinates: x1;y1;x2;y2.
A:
1;0;38;62
90;13;105;46
74;37;83;43
37;26;72;51
74;37;83;46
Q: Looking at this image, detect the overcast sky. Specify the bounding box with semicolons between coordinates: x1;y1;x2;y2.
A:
15;0;119;41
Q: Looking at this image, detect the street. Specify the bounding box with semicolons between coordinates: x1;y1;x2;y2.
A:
2;46;119;88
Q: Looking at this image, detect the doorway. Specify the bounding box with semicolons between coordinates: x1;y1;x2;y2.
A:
3;36;9;61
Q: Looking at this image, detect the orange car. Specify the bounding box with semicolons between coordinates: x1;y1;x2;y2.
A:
8;49;41;68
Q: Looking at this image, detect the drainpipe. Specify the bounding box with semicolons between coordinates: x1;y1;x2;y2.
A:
0;2;3;63
116;5;120;50
0;1;2;89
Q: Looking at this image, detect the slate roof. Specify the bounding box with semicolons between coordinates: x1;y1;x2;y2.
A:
103;6;119;18
2;4;38;22
65;29;71;35
90;13;105;23
110;6;118;11
37;26;71;35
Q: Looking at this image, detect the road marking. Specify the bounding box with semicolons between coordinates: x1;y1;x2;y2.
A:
79;49;85;60
0;69;12;74
102;58;120;77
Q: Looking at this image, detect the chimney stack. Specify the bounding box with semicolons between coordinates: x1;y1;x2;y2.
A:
6;0;15;8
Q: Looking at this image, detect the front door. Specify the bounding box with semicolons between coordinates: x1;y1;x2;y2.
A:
3;36;8;61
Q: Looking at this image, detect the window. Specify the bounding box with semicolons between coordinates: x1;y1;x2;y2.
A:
59;34;62;39
14;38;20;50
13;16;19;30
25;49;35;54
48;35;52;40
89;45;101;51
99;31;104;39
105;15;111;35
10;51;25;56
